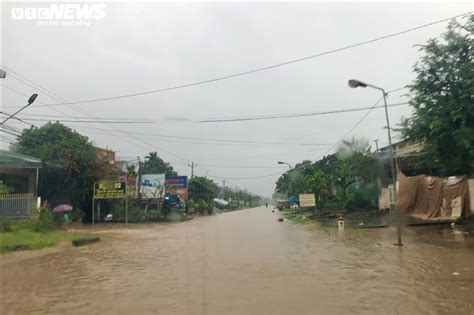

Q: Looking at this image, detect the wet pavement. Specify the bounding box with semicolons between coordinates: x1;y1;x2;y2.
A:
1;207;473;314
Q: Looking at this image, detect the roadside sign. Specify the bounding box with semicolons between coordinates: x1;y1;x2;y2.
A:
94;181;126;199
299;194;316;208
92;181;128;226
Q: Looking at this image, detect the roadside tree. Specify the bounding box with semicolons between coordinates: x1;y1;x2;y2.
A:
188;176;218;204
12;122;114;220
141;152;177;177
400;16;474;176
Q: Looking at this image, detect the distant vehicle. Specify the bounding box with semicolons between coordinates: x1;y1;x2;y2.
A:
163;192;186;210
162;193;186;221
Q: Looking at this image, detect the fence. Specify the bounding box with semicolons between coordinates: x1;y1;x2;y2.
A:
0;193;37;220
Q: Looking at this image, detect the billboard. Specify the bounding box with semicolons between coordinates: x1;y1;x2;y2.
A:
166;176;188;200
118;170;138;197
139;174;166;199
299;194;316;208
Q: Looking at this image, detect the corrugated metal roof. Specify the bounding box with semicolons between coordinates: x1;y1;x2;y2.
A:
0;150;42;168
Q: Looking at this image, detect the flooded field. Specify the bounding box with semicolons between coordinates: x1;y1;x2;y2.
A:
1;207;473;315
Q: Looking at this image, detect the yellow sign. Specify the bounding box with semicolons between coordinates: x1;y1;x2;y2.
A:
94;181;126;199
299;194;316;208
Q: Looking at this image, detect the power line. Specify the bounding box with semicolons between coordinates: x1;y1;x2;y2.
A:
318;96;384;158
14;118;153;124
385;86;409;94
19;112;149;121
1;84;31;99
173;162;288;169
198;86;407;122
0;93;151;120
18;11;471;108
0;138;16;145
0;128;21;138
206;172;283;180
3;69;191;163
3;72;126;139
0;112;35;127
71;126;332;146
1;123;22;133
199;102;409;123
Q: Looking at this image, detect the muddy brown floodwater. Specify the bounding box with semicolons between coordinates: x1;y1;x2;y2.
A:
1;207;473;315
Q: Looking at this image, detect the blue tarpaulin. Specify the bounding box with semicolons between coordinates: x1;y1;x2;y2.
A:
287;197;299;204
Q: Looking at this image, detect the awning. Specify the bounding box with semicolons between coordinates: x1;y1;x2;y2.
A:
0;150;42;169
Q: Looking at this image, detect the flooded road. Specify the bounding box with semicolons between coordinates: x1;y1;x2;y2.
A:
1;207;473;314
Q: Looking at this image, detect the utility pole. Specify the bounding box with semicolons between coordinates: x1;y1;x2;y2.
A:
374;139;379;152
137;156;142;204
222;180;226;199
188;162;196;179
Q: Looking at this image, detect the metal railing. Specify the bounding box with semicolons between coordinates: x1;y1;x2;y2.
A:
0;193;37;220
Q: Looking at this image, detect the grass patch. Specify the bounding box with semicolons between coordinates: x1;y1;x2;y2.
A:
281;209;311;224
0;227;89;254
291;216;311;224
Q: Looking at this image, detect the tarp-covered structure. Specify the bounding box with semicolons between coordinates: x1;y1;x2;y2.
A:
398;172;471;221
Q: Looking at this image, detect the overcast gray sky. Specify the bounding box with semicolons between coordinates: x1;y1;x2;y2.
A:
1;1;472;197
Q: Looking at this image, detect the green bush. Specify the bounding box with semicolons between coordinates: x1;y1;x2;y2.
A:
0;181;12;194
195;199;213;215
187;200;195;210
112;203;144;222
33;203;54;232
0;219;13;233
344;183;378;212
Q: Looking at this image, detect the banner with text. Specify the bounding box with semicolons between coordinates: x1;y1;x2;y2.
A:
94;181;126;199
299;194;316;208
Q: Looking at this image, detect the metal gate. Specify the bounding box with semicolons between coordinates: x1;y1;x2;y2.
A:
0;193;37;220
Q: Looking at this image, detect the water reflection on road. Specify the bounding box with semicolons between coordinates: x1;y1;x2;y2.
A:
1;207;473;314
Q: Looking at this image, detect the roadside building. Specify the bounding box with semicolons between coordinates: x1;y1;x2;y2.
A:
378;139;428;176
0;150;42;194
96;147;116;165
0;150;42;219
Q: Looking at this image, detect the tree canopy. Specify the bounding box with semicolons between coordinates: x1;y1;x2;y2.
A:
275;138;383;212
400;16;474;176
188;176;218;203
221;186;262;208
12;122;114;218
141;152;177;177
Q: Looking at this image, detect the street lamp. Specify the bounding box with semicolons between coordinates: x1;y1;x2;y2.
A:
348;79;402;246
1;94;38;125
277;161;292;169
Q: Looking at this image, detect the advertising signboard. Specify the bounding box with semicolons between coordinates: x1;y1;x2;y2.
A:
118;171;137;197
94;181;126;199
299;194;316;208
139;174;166;199
165;176;188;200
